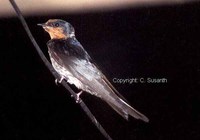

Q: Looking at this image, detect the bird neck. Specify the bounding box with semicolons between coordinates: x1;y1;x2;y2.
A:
49;32;75;40
49;32;67;40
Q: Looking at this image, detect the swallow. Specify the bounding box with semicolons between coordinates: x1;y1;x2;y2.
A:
38;19;149;122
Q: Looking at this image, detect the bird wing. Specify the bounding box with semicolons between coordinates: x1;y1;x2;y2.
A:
65;57;148;122
47;38;149;122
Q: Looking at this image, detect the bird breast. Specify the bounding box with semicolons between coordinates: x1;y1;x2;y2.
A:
50;56;83;89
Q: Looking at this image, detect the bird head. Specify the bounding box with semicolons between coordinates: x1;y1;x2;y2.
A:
38;19;75;40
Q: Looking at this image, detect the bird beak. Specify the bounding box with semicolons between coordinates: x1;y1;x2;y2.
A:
37;23;47;27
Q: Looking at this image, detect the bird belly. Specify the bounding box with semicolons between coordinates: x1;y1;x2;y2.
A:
50;57;83;89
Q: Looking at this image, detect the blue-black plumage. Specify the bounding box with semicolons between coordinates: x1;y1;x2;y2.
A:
38;19;149;122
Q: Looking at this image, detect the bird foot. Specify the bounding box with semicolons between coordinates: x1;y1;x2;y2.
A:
75;91;83;103
55;76;65;85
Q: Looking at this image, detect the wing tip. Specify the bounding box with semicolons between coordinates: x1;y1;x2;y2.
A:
130;111;149;123
126;114;149;123
140;115;149;123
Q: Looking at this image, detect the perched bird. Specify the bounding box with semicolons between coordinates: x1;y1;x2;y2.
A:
38;19;149;122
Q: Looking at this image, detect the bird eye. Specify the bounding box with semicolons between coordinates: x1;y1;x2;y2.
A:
54;23;59;27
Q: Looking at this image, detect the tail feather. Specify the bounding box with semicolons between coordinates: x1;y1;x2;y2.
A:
106;97;149;122
99;77;148;122
106;101;129;120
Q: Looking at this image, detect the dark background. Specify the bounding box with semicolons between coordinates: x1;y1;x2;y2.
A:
0;2;200;140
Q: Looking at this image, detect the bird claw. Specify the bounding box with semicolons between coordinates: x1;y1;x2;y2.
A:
55;76;65;85
75;91;83;103
54;76;82;103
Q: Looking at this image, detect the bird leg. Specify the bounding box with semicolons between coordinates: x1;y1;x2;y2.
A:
55;76;82;103
75;91;83;103
55;76;65;85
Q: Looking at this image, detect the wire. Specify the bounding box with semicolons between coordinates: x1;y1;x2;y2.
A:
9;0;113;140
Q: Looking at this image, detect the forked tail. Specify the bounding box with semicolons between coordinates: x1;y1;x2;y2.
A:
106;96;149;122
